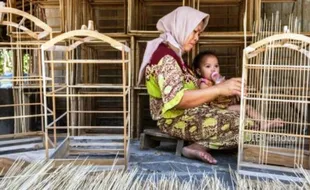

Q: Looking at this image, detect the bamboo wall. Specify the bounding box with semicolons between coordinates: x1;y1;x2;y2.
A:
6;0;310;138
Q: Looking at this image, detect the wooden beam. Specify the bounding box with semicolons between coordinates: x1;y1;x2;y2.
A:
0;132;43;140
52;158;125;167
261;0;296;2
0;137;42;147
243;145;309;169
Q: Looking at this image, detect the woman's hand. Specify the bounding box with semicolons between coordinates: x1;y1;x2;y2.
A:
216;78;242;97
176;77;244;109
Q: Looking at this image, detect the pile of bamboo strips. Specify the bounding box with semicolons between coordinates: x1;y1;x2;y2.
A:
0;158;309;189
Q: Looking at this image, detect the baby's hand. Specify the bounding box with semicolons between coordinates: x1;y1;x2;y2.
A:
231;96;240;104
199;78;212;89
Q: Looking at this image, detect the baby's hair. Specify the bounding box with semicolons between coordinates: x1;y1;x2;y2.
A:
192;50;218;77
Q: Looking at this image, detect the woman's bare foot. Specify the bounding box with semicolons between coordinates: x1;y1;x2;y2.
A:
182;143;217;164
261;118;284;130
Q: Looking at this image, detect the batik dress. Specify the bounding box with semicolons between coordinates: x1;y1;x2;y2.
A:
145;43;254;149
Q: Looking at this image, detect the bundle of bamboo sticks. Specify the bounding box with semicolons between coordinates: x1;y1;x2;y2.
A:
0;159;309;189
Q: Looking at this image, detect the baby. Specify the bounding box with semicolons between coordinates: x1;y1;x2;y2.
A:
193;51;236;109
193;51;283;129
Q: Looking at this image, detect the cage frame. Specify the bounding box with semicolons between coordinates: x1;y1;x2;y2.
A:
41;29;131;168
0;6;53;154
238;33;310;181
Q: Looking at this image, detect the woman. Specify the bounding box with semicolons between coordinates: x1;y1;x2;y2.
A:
138;6;254;164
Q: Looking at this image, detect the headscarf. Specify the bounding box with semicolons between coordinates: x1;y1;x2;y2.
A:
137;6;209;84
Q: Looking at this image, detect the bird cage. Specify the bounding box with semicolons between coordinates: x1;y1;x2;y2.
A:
92;0;127;33
254;0;298;25
128;0;190;32
6;0;63;32
0;6;53;154
238;32;310;180
41;28;131;168
20;0;94;33
194;0;247;32
32;0;63;32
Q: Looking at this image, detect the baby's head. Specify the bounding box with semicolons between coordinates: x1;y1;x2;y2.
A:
193;51;220;81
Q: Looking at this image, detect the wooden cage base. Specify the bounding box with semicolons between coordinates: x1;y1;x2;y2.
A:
243;145;310;169
0;132;48;155
51;158;126;170
50;136;128;169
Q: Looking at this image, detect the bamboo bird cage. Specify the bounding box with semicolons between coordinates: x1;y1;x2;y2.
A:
128;0;191;32
238;15;310;180
0;6;53;154
254;0;298;26
32;0;64;32
91;0;127;33
41;27;131;168
194;0;247;32
13;0;95;33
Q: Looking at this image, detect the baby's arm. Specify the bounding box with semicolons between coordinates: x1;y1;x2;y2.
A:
227;105;241;113
245;105;261;121
229;104;284;130
228;105;260;120
245;105;284;129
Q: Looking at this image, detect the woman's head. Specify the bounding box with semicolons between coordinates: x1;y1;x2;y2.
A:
182;21;204;52
138;7;209;84
156;7;209;53
193;51;220;80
